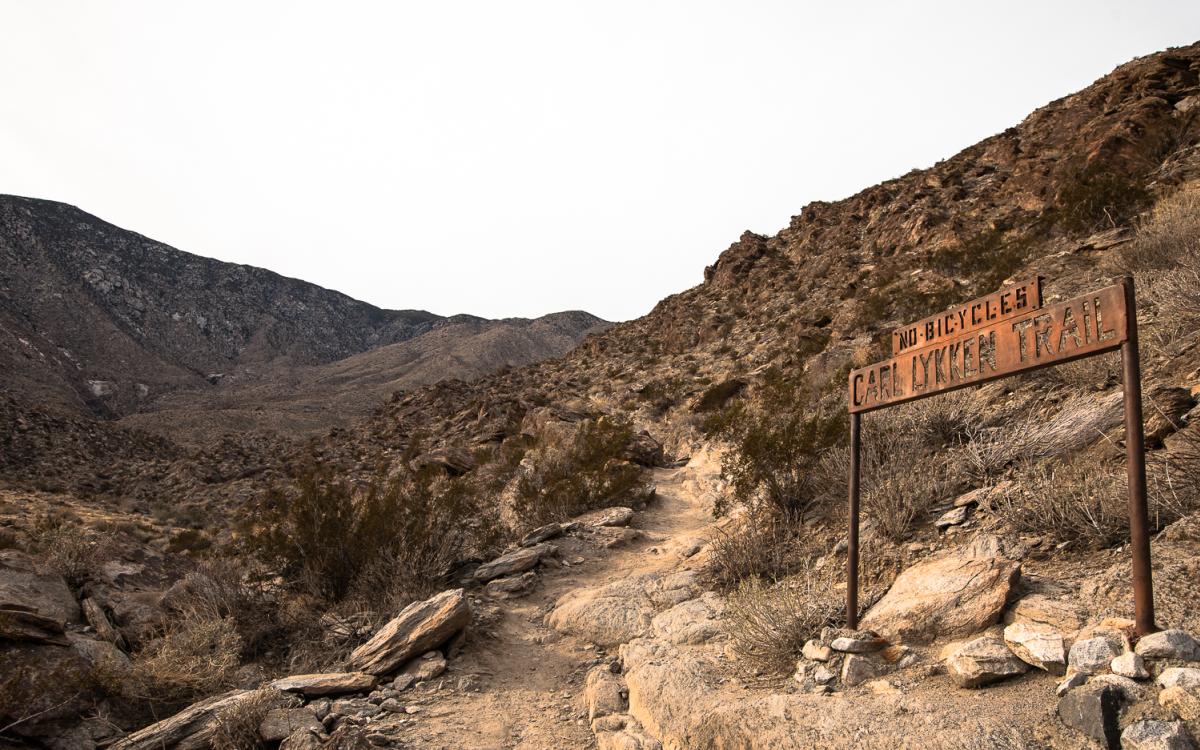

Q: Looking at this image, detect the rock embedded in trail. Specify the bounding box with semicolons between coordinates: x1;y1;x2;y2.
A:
945;635;1030;688
271;672;378;696
576;506;636;528
859;537;1020;643
474;547;541;582
485;571;537;598
259;708;324;742
519;522;564;547
650;592;724;645
1003;621;1067;674
345;589;470;676
1111;651;1150;680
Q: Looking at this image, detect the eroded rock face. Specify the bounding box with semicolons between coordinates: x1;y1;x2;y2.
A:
650;592;723;645
548;571;703;647
860;540;1020;643
945;636;1030;688
0;550;80;625
345;589;470;676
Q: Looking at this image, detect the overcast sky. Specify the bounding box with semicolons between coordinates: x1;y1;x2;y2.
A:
3;3;1199;321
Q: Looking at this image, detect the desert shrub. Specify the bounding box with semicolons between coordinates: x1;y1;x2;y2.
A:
1109;182;1200;354
996;429;1200;548
27;514;111;589
171;559;286;659
1057;163;1151;233
713;371;846;521
247;458;493;603
692;379;747;413
130;613;241;703
708;510;817;588
930;228;1033;297
723;568;842;676
209;689;275;750
511;417;645;527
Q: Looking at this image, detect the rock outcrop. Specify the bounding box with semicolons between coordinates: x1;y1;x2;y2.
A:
345;589;470;676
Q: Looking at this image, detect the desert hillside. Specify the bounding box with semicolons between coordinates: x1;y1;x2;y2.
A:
3;41;1200;750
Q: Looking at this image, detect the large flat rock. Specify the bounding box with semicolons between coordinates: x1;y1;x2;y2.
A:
271;672;378;696
860;539;1020;643
345;589;470;676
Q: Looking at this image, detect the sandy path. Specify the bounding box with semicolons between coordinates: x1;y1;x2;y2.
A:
397;451;721;749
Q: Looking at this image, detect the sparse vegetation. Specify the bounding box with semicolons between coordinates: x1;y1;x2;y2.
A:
512;416;645;527
723;567;842;676
1057;163;1151;234
209;690;275;750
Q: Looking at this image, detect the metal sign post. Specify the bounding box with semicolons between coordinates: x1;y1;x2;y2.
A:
845;276;1156;634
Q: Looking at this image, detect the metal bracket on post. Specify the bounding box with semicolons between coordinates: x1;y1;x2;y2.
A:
1120;276;1157;636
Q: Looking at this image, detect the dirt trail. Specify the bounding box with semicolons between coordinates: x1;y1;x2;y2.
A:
399;450;722;750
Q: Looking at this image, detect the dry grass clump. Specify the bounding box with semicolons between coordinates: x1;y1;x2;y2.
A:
130;614;242;703
209;689;275;750
512;416;645;527
26;513;115;590
995;428;1200;548
1109;182;1200;355
708;511;819;589
723;567;842;676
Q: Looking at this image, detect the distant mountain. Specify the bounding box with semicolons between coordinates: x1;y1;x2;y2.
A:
0;195;608;430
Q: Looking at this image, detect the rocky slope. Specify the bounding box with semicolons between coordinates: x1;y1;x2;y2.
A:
0;195;607;423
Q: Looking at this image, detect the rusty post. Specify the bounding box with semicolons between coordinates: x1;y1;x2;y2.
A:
847;411;861;629
1120;276;1156;636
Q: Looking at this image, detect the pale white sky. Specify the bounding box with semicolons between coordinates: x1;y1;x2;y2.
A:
2;2;1198;321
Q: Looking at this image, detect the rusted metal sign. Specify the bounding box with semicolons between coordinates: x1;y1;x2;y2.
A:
892;277;1043;355
852;282;1126;413
844;276;1156;636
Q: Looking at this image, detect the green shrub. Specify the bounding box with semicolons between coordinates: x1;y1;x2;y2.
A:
246;457;494;603
1057;163;1150;233
713;371;846;521
512;417;645;527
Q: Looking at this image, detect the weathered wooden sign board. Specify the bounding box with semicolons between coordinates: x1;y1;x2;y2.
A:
844;276;1156;635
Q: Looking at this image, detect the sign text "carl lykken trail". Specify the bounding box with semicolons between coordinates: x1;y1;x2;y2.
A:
849;282;1128;413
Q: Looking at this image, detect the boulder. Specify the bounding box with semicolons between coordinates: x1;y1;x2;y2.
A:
1069;637;1122;675
396;651;447;683
485;571;537;598
829;631;888;654
840;654;881;687
1003;621;1066;674
259;708;323;742
280;729;325;750
1003;594;1088;634
1111;652;1150;680
474;548;541;582
802;640;832;662
623;430;665;467
934;506;971;529
345;589;470;676
576;506;636;528
1160;668;1200;690
1137;630;1200;662
859;540;1020;643
945;636;1029;688
1058;682;1126;748
0;606;68;645
1160;685;1200;721
0;550;80;624
519;523;564;547
270;672;378;696
1121;719;1197;750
